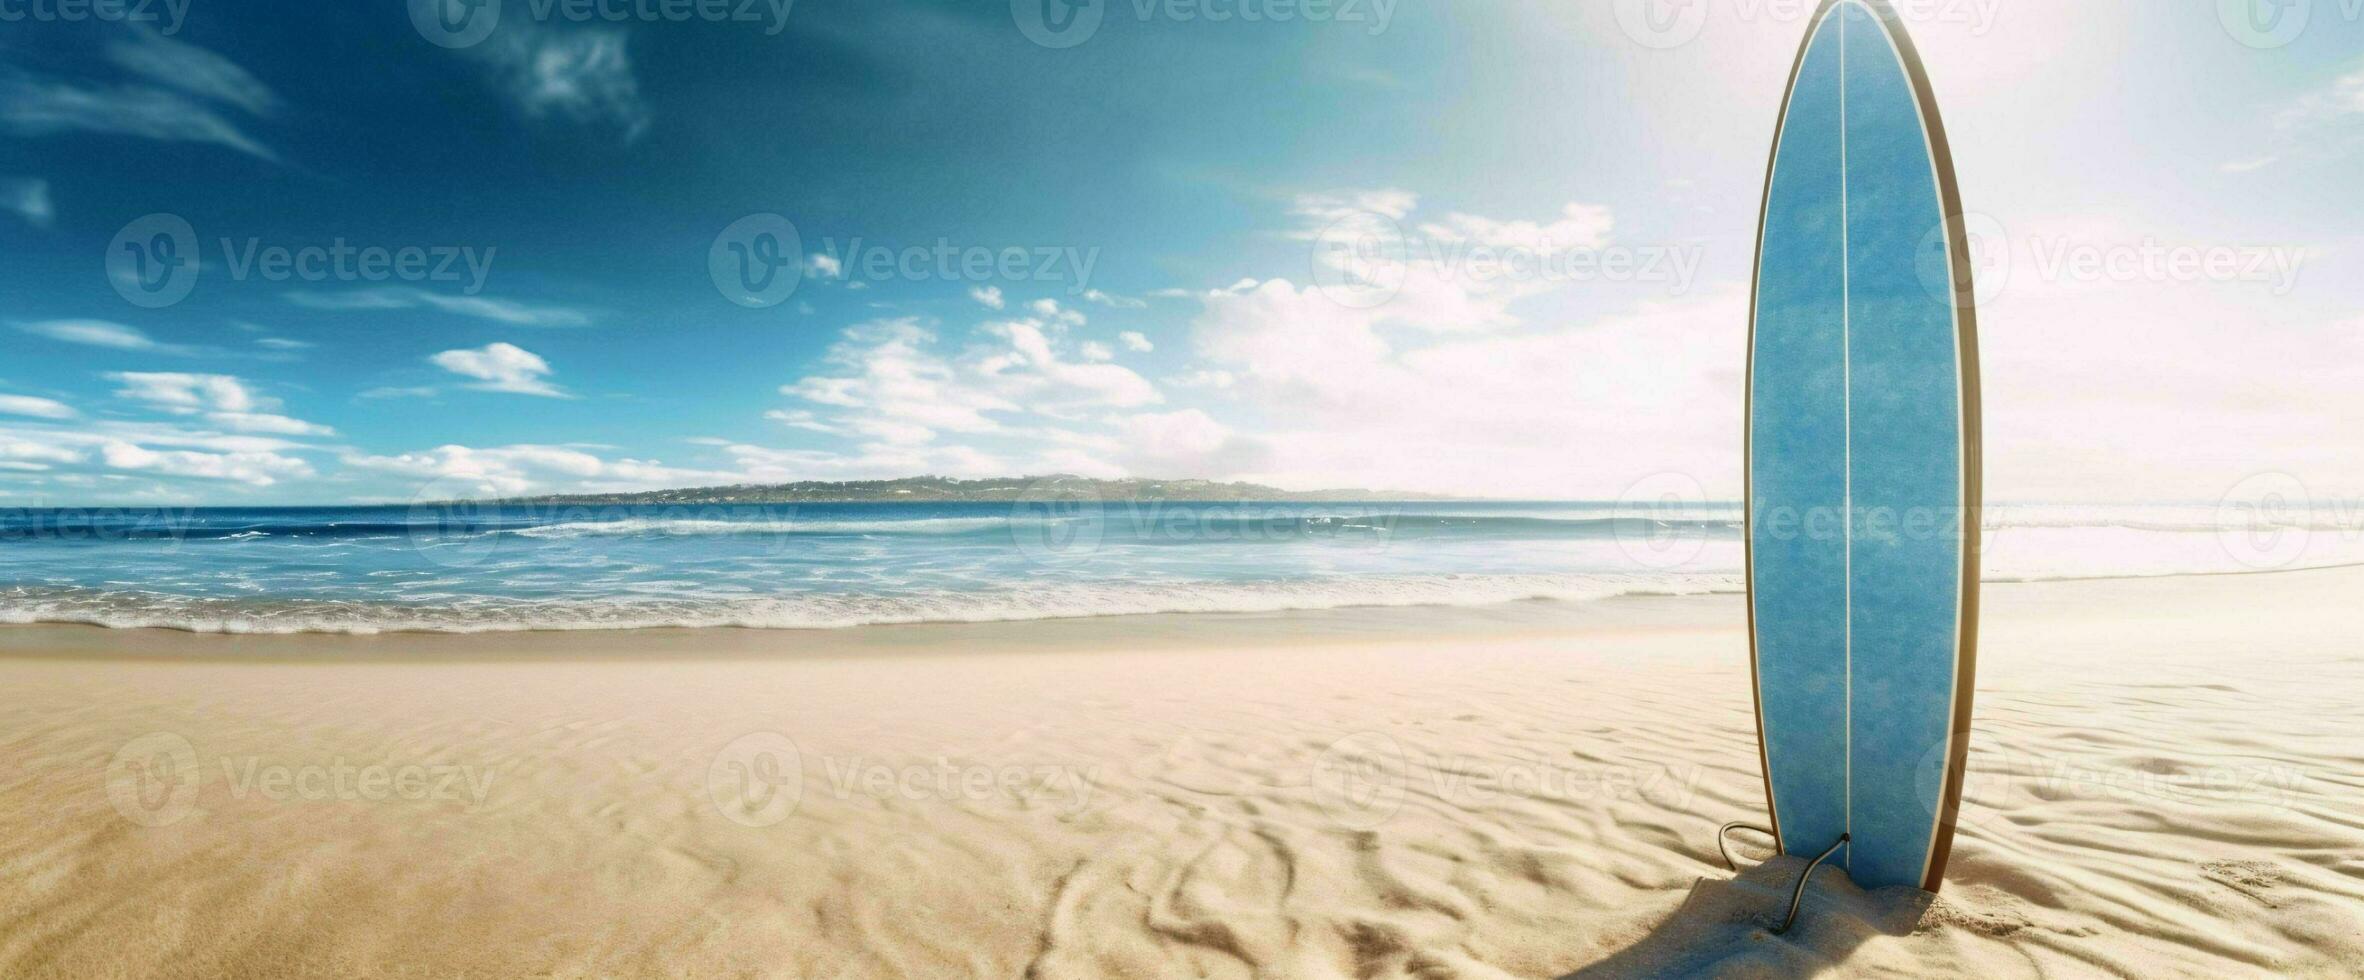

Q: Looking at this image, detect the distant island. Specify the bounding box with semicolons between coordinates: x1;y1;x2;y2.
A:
489;475;1459;505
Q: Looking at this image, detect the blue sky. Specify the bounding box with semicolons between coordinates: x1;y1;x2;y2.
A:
0;1;2359;504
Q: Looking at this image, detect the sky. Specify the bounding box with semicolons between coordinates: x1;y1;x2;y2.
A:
0;0;2358;505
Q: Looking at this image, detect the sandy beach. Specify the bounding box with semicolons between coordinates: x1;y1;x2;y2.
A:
1;566;2360;978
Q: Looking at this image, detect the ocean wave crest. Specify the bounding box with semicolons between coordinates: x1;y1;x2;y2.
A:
0;574;1741;636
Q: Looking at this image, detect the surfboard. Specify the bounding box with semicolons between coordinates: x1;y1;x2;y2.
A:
1745;0;1981;894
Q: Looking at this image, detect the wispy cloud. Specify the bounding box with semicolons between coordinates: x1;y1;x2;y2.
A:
0;398;328;489
462;22;651;142
1081;288;1147;310
105;28;280;117
109;371;259;412
763;408;839;434
770;314;1182;477
430;342;570;397
341;443;726;498
357;386;443;401
0;178;52;227
284;287;592;327
2229;57;2364;172
0;28;281;162
99;441;313;486
13;319;199;355
0;394;75;420
106;371;336;436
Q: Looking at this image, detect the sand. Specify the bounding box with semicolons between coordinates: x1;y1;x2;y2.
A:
0;567;2360;978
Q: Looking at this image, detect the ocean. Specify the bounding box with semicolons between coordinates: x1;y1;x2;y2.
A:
0;500;2353;634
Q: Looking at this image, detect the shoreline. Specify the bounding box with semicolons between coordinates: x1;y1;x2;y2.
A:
0;589;1745;663
0;560;2353;663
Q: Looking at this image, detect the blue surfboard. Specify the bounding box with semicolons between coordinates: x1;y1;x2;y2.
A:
1746;0;1981;894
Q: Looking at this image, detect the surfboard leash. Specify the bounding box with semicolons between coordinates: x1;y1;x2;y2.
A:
1715;821;1777;872
1774;832;1850;935
1715;822;1849;935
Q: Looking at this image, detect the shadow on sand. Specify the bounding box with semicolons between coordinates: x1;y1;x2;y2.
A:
1562;856;1936;978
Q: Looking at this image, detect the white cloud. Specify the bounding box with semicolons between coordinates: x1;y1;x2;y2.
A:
2238;58;2364;171
1186;281;1745;497
1118;330;1154;353
1293;188;1418;225
284;288;591;327
100;441;313;486
341;444;730;498
763;409;840;434
1190;278;1393;403
464;22;651;141
71;422;312;455
1082;289;1147;309
784;320;1019;442
978;319;1159;411
809;253;843;278
430;342;568;398
711;440;1023;484
0;418;323;489
1419;201;1615;253
1027;298;1086;327
105;372;339;436
0;80;277;162
1109;409;1271;477
255;337;315;350
14;319;194;354
969;285;1005;310
0;29;280;162
1079;341;1114;362
0;394;75;420
1150;190;1748;497
0;438;83;465
108;372;257;413
771;316;1167;474
1167;369;1235;390
1287;191;1562;335
358;386;442;400
206;412;335;436
0;178;52;227
105;28;280;117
